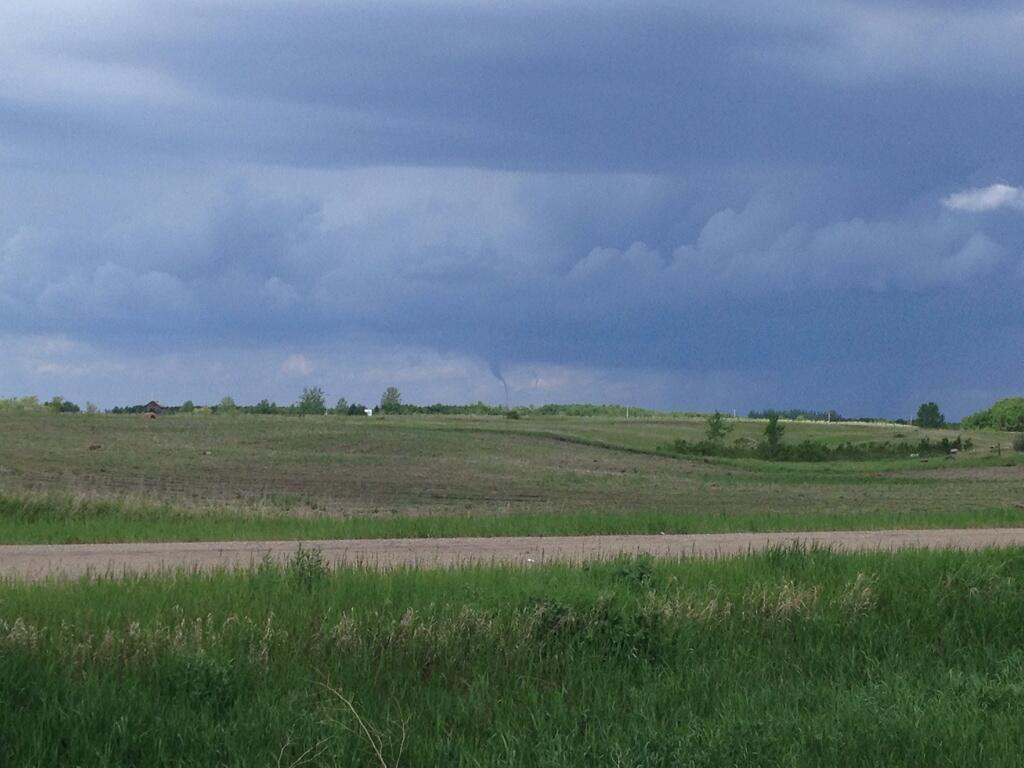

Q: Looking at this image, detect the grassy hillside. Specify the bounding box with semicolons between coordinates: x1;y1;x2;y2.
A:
1;413;1022;543
4;548;1024;766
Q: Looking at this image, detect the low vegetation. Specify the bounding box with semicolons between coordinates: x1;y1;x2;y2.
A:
668;434;973;462
4;548;1024;766
666;412;971;461
963;397;1024;432
6;493;1024;544
1;412;1022;543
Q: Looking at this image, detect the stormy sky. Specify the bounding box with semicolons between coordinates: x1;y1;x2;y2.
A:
1;0;1023;417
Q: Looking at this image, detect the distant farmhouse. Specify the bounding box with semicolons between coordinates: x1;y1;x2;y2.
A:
144;401;163;416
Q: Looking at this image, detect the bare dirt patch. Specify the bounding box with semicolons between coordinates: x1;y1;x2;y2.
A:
4;528;1024;581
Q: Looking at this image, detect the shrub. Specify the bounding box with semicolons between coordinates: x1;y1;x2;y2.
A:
1013;435;1024;453
704;411;732;444
763;414;786;458
665;434;970;462
287;545;328;590
963;397;1024;432
296;386;326;417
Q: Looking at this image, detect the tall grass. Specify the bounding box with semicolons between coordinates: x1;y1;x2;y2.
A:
4;548;1024;765
4;493;1024;544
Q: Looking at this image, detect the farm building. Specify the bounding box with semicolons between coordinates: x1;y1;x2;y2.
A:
143;401;163;416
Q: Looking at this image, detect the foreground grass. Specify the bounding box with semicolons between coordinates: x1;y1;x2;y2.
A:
4;548;1024;766
5;494;1024;543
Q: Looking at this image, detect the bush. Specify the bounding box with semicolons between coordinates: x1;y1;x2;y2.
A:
287;545;328;590
666;434;972;462
963;397;1024;432
1013;435;1024;453
763;413;786;458
704;411;732;444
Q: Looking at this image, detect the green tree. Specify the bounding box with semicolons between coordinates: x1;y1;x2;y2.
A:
913;402;945;429
0;396;41;413
85;402;99;415
704;411;732;444
763;413;786;458
297;386;326;416
380;387;402;414
335;398;348;414
218;396;238;415
180;400;195;413
962;397;1024;431
44;396;80;413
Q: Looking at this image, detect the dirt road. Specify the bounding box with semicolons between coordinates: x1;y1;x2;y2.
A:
3;528;1024;581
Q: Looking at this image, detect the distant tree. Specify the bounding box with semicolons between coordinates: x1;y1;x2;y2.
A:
0;396;42;413
704;411;732;444
913;402;945;429
763;413;786;457
347;403;369;416
253;399;278;415
380;387;402;414
180;400;195;413
85;402;99;415
335;398;348;414
44;396;80;413
297;386;327;416
962;397;1024;431
218;396;238;415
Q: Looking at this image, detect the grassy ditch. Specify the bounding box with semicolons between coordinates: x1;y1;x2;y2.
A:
4;548;1024;765
4;493;1024;543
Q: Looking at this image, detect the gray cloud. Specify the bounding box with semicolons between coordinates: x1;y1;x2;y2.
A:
1;1;1024;417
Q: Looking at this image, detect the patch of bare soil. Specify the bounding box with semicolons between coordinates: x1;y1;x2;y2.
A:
4;529;1024;581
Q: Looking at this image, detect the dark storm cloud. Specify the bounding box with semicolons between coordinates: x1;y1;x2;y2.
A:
1;1;1023;415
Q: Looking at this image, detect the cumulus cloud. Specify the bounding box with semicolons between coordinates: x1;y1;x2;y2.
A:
1;173;1016;370
280;354;314;377
2;3;1024;416
943;184;1024;213
576;204;1002;296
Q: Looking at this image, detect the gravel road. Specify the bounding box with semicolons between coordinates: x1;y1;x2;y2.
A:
3;528;1024;581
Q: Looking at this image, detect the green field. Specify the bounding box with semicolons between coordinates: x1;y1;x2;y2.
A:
5;414;1024;766
1;413;1022;543
4;548;1024;766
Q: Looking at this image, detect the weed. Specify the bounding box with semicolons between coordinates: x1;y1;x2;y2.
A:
287;545;328;590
